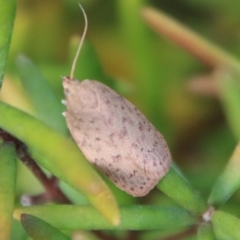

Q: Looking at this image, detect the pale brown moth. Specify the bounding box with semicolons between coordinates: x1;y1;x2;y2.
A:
62;5;171;197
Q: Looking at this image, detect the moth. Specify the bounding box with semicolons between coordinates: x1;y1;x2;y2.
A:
62;5;171;197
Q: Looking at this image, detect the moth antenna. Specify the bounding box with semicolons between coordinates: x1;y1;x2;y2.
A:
70;3;88;80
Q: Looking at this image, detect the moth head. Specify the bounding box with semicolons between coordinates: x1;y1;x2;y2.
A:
62;77;98;112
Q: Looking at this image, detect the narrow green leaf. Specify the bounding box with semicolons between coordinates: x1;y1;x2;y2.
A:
16;55;67;136
213;227;232;240
0;101;120;226
21;214;70;240
14;205;197;230
10;220;29;240
217;71;240;140
0;0;16;86
197;223;216;240
117;0;170;134
0;143;17;240
208;143;240;206
212;210;240;240
141;7;240;70
157;164;207;213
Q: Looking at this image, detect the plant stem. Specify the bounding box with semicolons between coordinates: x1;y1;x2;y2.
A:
0;128;71;204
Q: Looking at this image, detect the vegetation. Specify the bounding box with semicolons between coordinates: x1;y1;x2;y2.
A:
1;1;240;239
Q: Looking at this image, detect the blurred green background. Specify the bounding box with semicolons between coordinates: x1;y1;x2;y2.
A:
1;0;240;239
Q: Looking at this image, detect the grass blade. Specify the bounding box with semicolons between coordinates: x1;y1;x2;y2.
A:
14;205;196;230
216;71;240;141
16;55;67;135
0;0;16;86
21;214;70;240
208;143;240;206
157;164;207;213
212;210;240;240
142;7;240;70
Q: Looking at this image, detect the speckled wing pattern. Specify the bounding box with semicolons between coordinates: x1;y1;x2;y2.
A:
63;78;171;196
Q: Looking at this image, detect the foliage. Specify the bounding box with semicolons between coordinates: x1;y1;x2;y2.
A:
1;0;240;239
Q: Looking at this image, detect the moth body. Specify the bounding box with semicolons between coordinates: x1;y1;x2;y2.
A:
63;77;171;196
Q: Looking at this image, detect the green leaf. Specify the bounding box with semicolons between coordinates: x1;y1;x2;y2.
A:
157;164;207;213
21;214;70;240
0;101;120;226
212;210;240;240
117;1;170;134
0;0;16;86
16;55;68;136
10;220;29;240
197;223;216;240
0;143;17;240
217;71;240;140
213;227;232;240
14;205;197;230
141;7;240;70
208;143;240;206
